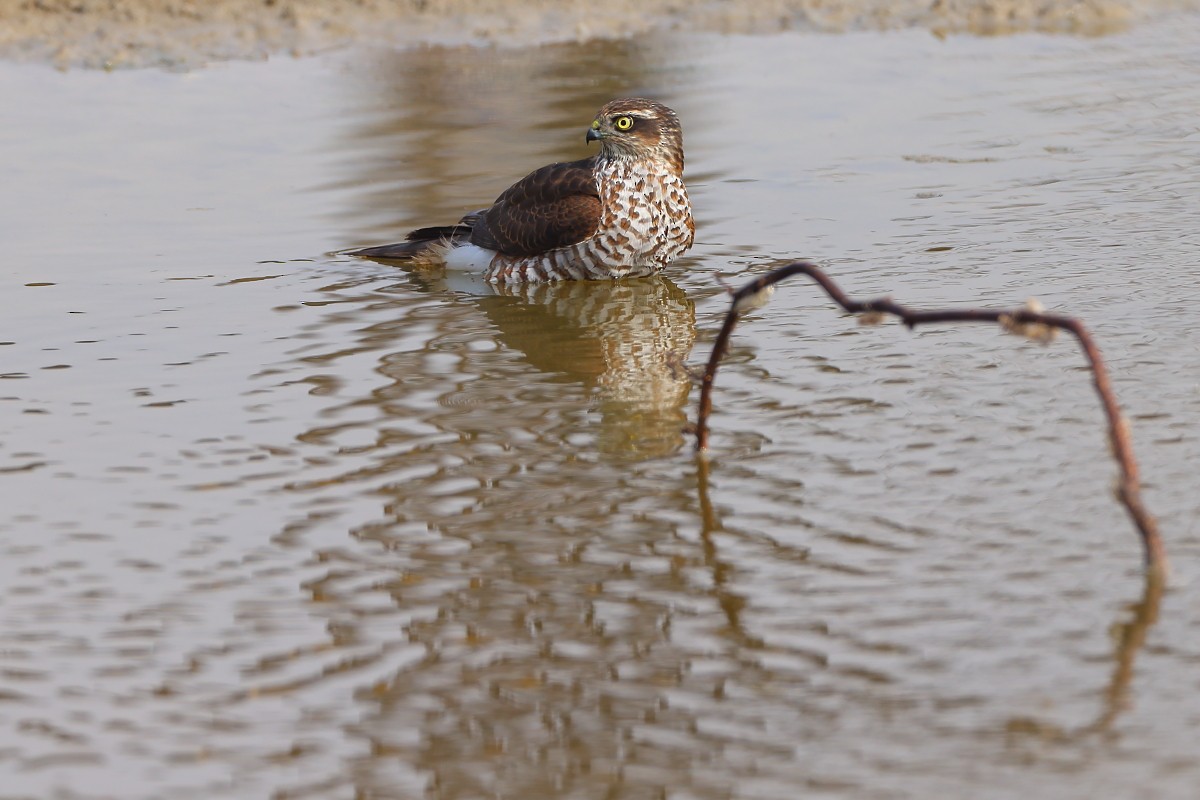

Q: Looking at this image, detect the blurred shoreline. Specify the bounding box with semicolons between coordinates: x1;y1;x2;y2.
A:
2;0;1195;69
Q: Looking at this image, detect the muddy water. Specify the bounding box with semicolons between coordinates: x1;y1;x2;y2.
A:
3;18;1200;800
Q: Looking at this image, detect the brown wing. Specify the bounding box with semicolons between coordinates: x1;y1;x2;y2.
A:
470;158;601;257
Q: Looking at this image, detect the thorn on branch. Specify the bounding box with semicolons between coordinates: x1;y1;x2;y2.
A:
1000;298;1058;344
732;284;775;315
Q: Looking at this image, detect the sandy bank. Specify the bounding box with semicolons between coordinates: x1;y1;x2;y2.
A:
0;0;1194;68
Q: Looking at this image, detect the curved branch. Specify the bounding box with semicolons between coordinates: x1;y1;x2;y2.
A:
693;261;1166;575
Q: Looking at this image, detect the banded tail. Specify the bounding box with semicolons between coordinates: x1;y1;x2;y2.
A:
350;224;471;261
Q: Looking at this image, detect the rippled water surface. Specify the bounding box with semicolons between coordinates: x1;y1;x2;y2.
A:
3;19;1200;799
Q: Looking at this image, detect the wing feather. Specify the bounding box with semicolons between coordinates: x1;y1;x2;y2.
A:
471;158;601;257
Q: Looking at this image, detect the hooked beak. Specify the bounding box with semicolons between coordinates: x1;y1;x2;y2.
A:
586;127;601;144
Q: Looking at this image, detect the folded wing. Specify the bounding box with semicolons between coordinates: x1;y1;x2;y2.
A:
470;158;602;257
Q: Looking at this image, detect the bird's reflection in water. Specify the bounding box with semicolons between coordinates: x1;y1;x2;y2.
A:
469;274;696;458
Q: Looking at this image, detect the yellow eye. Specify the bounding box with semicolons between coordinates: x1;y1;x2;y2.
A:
614;116;634;131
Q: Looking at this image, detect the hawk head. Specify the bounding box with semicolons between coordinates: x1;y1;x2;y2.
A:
586;98;684;172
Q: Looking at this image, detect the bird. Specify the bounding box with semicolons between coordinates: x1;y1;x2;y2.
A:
349;98;695;284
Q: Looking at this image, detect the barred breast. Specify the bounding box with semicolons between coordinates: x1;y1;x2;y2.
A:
484;157;694;284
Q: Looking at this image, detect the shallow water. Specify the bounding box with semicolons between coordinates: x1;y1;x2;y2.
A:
3;18;1200;800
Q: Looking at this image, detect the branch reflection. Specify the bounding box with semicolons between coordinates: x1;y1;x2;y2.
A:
1005;571;1164;742
1092;572;1164;732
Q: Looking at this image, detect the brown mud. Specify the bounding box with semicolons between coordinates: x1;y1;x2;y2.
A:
2;0;1194;69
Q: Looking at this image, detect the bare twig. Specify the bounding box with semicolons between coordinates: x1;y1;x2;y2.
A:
693;261;1166;574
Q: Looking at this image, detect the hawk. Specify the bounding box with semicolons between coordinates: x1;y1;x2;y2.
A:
350;98;695;284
